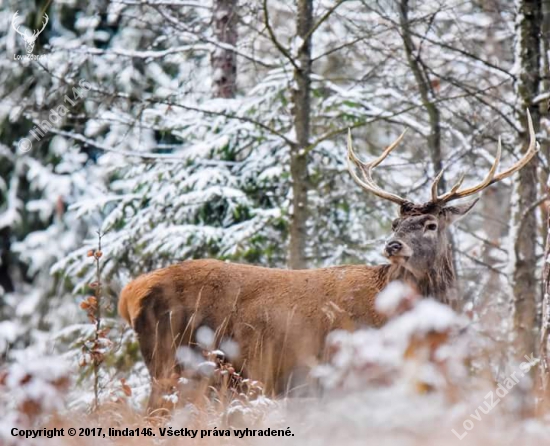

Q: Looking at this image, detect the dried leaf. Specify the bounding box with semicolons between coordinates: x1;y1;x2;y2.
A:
122;384;132;397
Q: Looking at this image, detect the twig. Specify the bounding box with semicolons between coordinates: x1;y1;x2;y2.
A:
301;0;347;44
92;231;104;412
262;0;299;70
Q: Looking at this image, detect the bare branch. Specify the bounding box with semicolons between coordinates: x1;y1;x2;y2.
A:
47;128;237;165
262;0;299;70
301;0;347;45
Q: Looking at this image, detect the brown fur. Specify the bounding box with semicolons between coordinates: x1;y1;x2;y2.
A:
119;260;396;409
118;200;476;411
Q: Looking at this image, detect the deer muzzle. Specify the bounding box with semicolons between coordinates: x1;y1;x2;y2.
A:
384;240;413;261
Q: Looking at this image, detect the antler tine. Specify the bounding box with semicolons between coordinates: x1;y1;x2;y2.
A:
357;129;408;190
435;109;537;204
448;173;465;195
490;108;538;183
437;137;501;202
431;167;446;202
347;129;408;205
347;130;378;190
348;128;404;191
370;129;408;168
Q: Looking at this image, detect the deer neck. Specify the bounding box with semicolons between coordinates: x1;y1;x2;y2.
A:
383;255;457;304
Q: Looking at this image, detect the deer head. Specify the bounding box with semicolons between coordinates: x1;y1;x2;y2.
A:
347;111;537;299
12;11;49;55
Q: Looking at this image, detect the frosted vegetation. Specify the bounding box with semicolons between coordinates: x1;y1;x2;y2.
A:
0;0;549;444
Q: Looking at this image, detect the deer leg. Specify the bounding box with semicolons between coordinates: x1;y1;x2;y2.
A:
133;289;181;415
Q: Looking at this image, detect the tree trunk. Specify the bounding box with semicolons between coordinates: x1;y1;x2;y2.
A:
512;0;541;365
0;227;14;295
211;0;238;98
398;0;445;193
541;206;550;400
288;0;313;269
539;0;550;405
540;0;550;247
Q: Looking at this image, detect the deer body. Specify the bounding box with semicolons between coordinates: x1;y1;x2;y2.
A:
119;224;458;408
119;260;389;398
119;111;537;412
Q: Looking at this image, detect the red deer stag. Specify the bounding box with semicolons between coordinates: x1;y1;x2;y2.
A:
119;112;537;411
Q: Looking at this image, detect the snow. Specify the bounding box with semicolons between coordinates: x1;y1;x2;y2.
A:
384;299;464;341
212;67;225;82
0;321;18;352
0;356;71;424
0;0;543;442
196;326;216;348
220;338;240;360
317;293;467;393
176;346;202;369
375;281;415;314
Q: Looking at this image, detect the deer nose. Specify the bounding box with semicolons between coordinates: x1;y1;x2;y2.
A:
385;240;403;256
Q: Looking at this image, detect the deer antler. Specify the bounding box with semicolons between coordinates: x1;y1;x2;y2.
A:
432;109;538;203
12;11;25;37
347;128;409;205
347;110;537;207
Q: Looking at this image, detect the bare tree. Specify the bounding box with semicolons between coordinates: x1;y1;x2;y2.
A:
287;0;313;269
541;206;550;398
539;0;550;402
512;0;541;358
398;0;445;194
212;0;238;98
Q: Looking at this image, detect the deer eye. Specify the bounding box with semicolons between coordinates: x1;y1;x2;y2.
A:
425;223;438;231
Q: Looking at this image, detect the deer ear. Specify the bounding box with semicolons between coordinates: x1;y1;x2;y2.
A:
442;198;479;225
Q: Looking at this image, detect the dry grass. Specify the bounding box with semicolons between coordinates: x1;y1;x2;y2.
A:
4;288;550;445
